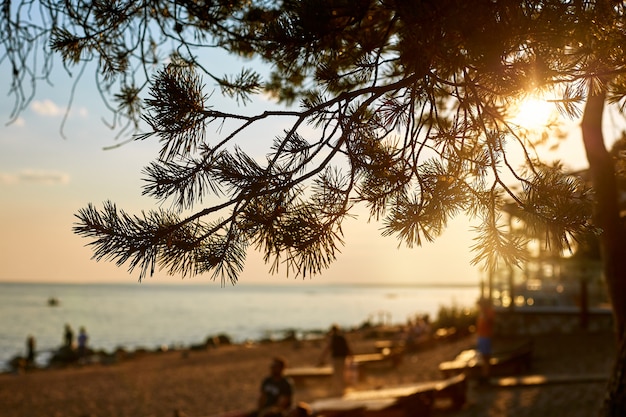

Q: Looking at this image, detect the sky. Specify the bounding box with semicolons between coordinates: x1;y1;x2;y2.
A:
0;47;600;288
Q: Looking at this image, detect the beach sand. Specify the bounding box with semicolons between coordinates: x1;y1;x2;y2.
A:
0;329;616;417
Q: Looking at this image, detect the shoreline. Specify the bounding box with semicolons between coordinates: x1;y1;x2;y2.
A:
0;282;481;374
1;325;359;375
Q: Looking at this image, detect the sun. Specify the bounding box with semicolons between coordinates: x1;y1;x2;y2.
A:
510;97;558;131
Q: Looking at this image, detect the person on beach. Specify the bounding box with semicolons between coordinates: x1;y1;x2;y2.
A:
256;356;294;417
318;324;352;395
64;324;74;348
77;326;89;358
26;335;36;366
476;297;495;382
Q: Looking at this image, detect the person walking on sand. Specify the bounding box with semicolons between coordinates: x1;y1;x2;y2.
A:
256;356;294;417
318;324;352;395
476;297;495;383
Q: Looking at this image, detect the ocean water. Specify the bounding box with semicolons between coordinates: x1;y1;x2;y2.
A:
0;281;479;371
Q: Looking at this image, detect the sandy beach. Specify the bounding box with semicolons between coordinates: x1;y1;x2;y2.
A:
0;328;616;417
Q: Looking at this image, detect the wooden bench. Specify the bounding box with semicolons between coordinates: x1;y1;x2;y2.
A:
439;340;533;378
285;356;395;387
353;353;387;365
373;340;405;354
353;351;403;369
492;373;609;387
311;373;467;417
285;348;404;387
433;327;458;342
284;366;333;386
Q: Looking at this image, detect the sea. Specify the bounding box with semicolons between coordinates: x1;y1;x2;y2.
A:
0;281;480;371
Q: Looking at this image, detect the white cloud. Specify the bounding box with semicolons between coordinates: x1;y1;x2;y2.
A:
31;99;64;117
0;169;71;185
29;100;90;119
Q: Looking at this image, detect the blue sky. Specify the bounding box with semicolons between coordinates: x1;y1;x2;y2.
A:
0;48;598;287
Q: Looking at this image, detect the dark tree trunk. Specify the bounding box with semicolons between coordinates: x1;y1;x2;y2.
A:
601;337;626;416
581;91;626;416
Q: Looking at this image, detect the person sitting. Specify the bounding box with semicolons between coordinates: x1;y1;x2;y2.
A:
256;357;294;417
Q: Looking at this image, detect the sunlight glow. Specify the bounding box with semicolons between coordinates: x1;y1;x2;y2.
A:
510;97;558;131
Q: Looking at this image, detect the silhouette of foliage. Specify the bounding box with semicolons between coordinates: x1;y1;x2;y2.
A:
2;0;609;285
7;2;626;412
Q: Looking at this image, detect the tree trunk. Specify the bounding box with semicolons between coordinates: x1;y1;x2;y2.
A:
601;337;626;416
581;91;626;416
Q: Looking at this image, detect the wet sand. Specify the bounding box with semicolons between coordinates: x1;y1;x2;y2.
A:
0;329;616;417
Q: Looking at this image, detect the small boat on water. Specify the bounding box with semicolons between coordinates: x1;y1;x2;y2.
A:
47;297;59;306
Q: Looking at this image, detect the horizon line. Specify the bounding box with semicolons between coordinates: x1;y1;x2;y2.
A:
0;279;479;288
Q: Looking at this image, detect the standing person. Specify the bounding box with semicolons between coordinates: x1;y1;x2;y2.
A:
77;326;88;358
319;324;352;395
26;335;36;366
256;357;294;417
476;297;495;383
64;324;74;348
